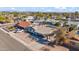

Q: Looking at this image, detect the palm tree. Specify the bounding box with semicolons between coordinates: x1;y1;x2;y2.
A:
54;27;70;45
75;11;79;18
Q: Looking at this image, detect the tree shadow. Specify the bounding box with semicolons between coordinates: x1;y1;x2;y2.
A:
62;44;79;51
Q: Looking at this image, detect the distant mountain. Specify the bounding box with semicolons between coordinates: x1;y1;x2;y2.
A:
0;7;79;12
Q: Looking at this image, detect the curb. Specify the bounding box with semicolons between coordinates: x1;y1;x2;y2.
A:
0;28;8;34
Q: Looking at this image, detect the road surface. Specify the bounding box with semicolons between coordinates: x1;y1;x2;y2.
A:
0;29;31;51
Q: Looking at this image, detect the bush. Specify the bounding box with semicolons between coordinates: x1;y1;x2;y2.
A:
0;16;5;23
54;22;61;26
7;26;15;31
0;16;12;23
5;19;12;23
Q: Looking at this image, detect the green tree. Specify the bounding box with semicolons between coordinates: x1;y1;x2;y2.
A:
0;16;5;22
75;11;79;18
54;22;61;26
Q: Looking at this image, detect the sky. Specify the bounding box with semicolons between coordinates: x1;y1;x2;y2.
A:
0;7;79;12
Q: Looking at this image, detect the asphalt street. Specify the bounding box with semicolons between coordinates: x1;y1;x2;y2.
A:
0;29;31;51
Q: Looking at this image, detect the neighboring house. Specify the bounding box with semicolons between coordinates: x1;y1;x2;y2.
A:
51;16;56;19
13;17;22;23
75;18;79;20
67;19;79;25
61;16;66;20
67;17;71;20
25;16;34;22
77;24;79;29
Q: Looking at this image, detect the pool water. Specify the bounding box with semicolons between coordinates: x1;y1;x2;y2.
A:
24;26;49;44
29;31;49;44
76;31;79;35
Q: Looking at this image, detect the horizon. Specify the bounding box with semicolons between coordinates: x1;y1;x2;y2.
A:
0;7;79;12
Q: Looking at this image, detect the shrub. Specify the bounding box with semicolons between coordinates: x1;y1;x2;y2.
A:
54;22;61;26
7;26;15;31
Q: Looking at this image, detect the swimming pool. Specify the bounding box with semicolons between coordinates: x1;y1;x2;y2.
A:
76;31;79;35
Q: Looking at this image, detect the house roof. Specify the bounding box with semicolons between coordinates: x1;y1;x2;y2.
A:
18;21;31;28
27;16;34;19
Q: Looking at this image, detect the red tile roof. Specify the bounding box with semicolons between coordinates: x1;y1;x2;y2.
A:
18;21;31;28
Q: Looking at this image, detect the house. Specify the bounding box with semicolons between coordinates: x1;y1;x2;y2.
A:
13;17;22;23
51;16;56;19
76;18;79;20
77;24;79;29
14;20;32;33
61;16;66;20
25;16;34;22
17;20;31;28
